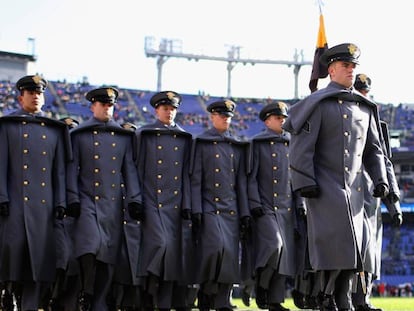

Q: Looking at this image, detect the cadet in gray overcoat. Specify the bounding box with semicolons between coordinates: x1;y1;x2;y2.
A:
247;102;304;311
190;100;250;311
45;117;81;311
66;87;143;311
109;122;143;311
135;91;193;311
351;74;403;311
283;43;389;311
0;75;69;311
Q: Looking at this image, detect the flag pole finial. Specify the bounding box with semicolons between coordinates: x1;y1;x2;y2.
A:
317;0;324;14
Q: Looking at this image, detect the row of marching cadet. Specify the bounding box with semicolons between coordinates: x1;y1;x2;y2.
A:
0;42;403;311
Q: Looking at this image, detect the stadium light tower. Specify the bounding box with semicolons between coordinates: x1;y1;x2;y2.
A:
225;45;242;98
27;37;36;56
144;36;312;98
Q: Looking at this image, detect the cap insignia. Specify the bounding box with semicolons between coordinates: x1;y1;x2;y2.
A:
224;100;234;111
348;44;360;57
123;123;133;129
63;118;74;126
277;101;287;110
32;75;42;84
359;74;368;83
106;88;115;98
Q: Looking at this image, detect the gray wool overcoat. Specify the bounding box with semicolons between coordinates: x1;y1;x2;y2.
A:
283;82;389;271
0;111;68;282
66;117;142;264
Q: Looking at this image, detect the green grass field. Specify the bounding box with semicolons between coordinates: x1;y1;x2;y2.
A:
231;297;414;311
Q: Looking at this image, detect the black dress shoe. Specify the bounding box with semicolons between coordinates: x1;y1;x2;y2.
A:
269;303;290;311
319;294;338;311
197;291;211;311
356;304;382;311
255;286;268;309
241;288;251;307
305;295;319;309
291;289;306;309
78;292;92;311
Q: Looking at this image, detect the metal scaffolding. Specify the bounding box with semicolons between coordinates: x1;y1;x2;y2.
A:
144;36;312;99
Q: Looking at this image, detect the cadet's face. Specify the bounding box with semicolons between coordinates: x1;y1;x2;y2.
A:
18;90;44;113
156;104;177;125
91;101;114;122
329;61;356;88
210;112;231;133
265;114;286;134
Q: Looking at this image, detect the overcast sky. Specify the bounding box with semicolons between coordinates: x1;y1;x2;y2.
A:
0;0;412;104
